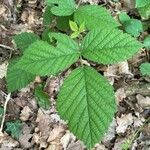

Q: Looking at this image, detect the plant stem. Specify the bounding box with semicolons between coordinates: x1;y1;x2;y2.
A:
0;93;11;135
0;44;14;51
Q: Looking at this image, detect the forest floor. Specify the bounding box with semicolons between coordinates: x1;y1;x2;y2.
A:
0;0;150;150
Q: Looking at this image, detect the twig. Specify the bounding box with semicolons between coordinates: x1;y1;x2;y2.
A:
77;0;82;7
0;93;11;135
0;44;14;51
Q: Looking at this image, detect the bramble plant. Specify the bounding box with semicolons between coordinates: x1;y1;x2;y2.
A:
6;0;143;149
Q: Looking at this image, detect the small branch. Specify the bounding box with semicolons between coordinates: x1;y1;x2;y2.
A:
0;44;14;51
0;93;11;135
77;0;82;7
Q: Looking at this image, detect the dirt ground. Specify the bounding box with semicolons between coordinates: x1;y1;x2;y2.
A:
0;0;150;150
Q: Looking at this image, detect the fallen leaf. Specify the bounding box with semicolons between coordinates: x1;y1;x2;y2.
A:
115;88;126;103
0;62;8;79
46;143;63;150
36;109;52;140
0;5;6;16
96;144;107;150
103;118;116;143
136;94;150;109
104;65;119;85
48;126;65;142
20;106;32;121
116;113;133;134
118;61;133;75
0;133;19;149
61;131;76;149
19;123;34;149
67;141;85;150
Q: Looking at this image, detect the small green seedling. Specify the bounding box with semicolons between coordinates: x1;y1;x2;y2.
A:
6;0;143;149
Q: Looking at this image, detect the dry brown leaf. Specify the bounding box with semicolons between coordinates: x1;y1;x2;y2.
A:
0;62;8;79
28;10;35;25
112;138;126;150
96;144;107;150
36;109;51;140
45;77;61;97
136;94;150;109
0;5;6;16
115;88;126;103
67;141;85;150
104;65;118;85
20;106;32;121
61;131;76;149
19;123;34;149
46;143;63;150
116;113;133;134
118;61;133;75
48;126;65;142
0;133;19;149
103;118;116;143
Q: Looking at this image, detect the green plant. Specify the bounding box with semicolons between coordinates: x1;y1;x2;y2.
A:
140;63;150;76
5;120;22;140
136;0;150;19
119;12;143;37
6;0;143;149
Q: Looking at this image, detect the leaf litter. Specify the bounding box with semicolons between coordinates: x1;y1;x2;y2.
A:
0;0;150;149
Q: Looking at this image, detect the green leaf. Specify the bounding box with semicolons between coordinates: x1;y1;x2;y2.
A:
69;20;78;31
140;63;150;76
74;5;119;30
79;22;85;33
123;19;143;37
35;84;50;109
42;28;51;42
71;31;80;39
136;0;150;8
138;4;150;19
56;16;72;31
43;6;53;26
57;66;116;148
45;0;77;16
119;12;130;24
81;28;143;64
6;120;22;140
13;32;40;52
144;35;150;50
119;13;143;37
6;58;35;92
16;34;80;76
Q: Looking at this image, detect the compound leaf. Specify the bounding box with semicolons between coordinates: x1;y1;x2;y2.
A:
74;5;119;30
6;58;35;92
35;84;51;110
57;66;116;149
6;120;22;140
45;0;77;16
81;28;143;64
13;32;40;52
16;34;80;76
140;63;150;76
